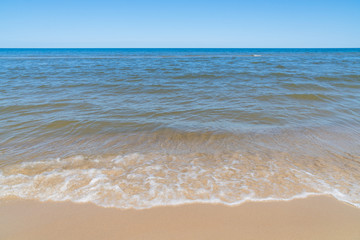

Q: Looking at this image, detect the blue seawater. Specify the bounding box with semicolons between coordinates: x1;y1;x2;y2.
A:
0;48;359;208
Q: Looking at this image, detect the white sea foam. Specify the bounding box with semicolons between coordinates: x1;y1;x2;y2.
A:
1;152;359;209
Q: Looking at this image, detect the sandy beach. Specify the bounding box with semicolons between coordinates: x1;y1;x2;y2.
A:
1;49;360;240
1;195;360;240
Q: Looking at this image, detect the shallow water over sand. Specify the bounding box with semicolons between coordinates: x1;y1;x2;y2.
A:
1;48;360;208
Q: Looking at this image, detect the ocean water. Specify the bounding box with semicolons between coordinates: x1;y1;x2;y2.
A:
0;48;360;209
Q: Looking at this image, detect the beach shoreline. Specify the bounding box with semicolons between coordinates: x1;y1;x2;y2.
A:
1;195;360;240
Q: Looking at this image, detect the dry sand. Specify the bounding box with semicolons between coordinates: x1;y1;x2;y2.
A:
1;196;360;240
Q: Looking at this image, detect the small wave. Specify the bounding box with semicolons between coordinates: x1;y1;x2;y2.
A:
275;65;286;69
254;93;336;102
343;74;360;81
0;103;71;113
285;93;335;102
281;83;329;91
269;72;292;77
1;147;359;209
315;76;340;81
172;73;226;80
251;61;268;64
331;83;360;89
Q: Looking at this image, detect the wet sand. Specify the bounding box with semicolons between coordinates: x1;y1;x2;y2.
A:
1;196;360;240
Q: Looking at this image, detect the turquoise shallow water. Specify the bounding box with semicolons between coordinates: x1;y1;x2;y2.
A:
0;48;360;208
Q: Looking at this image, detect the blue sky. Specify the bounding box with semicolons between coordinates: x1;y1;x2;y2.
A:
0;0;359;47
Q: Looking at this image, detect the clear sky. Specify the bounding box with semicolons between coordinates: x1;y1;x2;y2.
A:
0;0;359;48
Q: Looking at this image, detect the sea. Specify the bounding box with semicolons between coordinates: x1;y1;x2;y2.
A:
0;48;359;209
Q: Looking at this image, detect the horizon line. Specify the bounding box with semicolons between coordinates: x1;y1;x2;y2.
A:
1;47;359;49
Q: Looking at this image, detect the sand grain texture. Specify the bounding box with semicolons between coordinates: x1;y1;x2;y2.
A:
1;196;360;240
